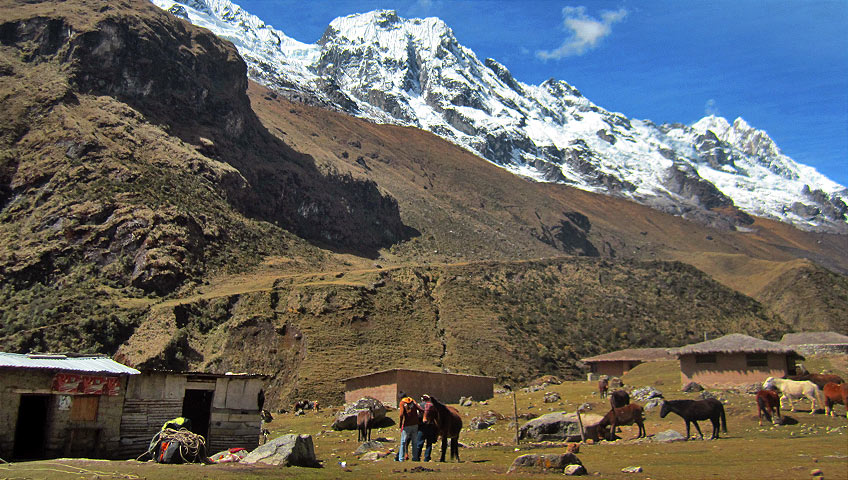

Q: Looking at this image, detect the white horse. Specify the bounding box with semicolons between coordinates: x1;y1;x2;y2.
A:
763;377;823;414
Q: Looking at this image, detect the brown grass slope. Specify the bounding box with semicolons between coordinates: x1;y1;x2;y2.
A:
116;257;785;408
247;84;848;331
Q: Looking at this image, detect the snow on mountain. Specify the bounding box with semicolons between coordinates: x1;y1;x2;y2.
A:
151;0;848;233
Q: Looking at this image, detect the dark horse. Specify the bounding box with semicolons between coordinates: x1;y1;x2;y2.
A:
356;408;373;442
660;399;727;440
610;389;630;409
422;394;462;462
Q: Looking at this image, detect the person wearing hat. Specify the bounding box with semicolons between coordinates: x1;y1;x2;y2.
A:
413;394;436;462
396;393;421;461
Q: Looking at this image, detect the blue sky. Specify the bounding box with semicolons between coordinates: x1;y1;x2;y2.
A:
239;0;847;186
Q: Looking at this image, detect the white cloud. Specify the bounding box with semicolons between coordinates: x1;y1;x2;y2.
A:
537;6;628;60
705;99;720;116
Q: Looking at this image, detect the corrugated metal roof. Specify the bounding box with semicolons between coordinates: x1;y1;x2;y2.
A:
0;352;140;375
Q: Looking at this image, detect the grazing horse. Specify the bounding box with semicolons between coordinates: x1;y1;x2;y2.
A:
660;399;727;440
610;389;630;409
422;395;462;462
763;377;823;414
788;373;844;390
822;383;848;418
356;408;374;442
598;378;609;398
598;404;646;441
756;390;781;426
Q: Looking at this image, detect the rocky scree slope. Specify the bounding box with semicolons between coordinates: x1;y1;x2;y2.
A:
0;0;407;352
153;0;847;233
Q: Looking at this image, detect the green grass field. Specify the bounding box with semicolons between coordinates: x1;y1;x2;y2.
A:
2;358;846;479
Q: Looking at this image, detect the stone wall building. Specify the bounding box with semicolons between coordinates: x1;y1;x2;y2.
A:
672;334;803;387
343;369;494;407
0;353;139;460
581;348;675;378
780;331;848;356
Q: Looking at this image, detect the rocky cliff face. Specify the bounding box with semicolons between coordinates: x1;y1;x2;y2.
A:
151;0;848;234
0;0;407;307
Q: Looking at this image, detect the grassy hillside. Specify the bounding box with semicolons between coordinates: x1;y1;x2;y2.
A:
116;256;785;407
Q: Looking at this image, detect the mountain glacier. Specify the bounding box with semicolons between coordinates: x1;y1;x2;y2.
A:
151;0;847;233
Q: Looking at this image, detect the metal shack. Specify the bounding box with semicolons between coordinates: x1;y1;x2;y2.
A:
0;352;140;460
343;369;494;408
117;370;266;458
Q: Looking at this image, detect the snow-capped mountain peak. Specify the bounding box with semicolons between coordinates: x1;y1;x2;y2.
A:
151;0;847;233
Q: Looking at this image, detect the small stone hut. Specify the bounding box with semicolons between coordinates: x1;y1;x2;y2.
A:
780;331;848;356
343;369;494;407
581;348;675;378
672;333;803;387
0;352;140;460
118;370;266;458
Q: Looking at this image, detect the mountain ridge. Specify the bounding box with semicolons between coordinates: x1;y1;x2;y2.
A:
151;0;847;234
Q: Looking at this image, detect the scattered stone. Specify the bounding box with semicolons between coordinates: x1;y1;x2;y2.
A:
644;398;664;411
609;377;624;389
682;381;704;392
621;466;643;473
242;434;319;467
355;440;384;455
653;429;686;443
566;443;580;454
810;468;823;477
564;464;587;476
631;386;663;402
470;410;504;430
506;453;582;474
698;391;724;402
529;375;563;387
360;451;392;461
458;396;473;407
544;392;561;403
332;397;388;430
578;403;592;412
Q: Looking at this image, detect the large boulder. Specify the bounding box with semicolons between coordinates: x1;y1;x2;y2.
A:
507;453;582;474
519;412;604;442
331;397;388;431
631;386;663;402
653;429;686;443
241;434;319;467
470;410;504;430
354;440;385;455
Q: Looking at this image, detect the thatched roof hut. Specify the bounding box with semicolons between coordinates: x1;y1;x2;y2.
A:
672;333;799;356
582;348;675;363
779;331;848;355
780;331;848;345
581;348;675;378
672;334;803;387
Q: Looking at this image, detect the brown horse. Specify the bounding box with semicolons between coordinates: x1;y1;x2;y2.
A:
598;404;646;441
356;408;374;442
788;373;844;390
598;378;609;398
422;395;462;462
822;383;848;418
756;389;781;425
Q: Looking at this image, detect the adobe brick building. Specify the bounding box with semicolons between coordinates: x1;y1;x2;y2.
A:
581;348;675;378
343;369;494;407
672;333;803;387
